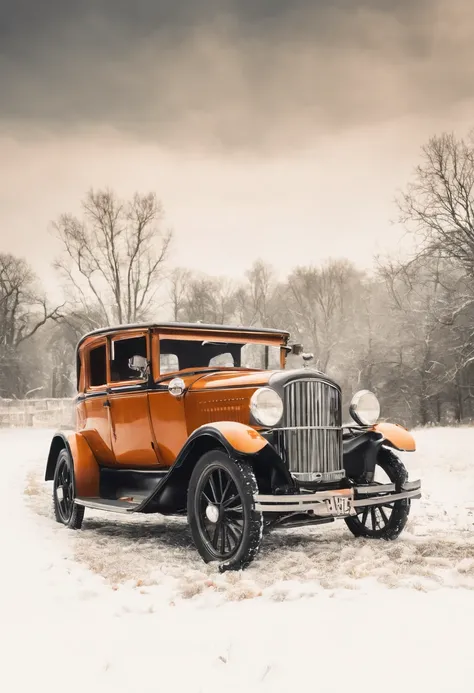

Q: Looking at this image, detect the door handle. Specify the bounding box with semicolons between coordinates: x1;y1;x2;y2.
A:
103;399;116;440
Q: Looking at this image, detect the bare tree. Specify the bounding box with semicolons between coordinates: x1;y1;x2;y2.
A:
0;253;62;397
395;131;474;421
54;189;172;326
286;260;362;372
234;260;279;327
168;267;193;321
399;131;474;274
177;275;236;324
0;254;62;349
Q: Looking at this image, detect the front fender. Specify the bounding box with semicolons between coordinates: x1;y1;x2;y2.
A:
343;431;384;482
194;421;268;455
45;431;100;497
136;422;286;514
372;422;416;452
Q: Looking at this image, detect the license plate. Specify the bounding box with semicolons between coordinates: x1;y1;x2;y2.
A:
326;495;351;516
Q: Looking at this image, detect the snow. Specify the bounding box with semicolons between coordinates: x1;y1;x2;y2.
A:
2;426;474;692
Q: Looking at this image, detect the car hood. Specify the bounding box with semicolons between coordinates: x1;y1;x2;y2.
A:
188;369;275;391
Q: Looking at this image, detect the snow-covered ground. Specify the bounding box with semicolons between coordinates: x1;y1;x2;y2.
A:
2;427;474;692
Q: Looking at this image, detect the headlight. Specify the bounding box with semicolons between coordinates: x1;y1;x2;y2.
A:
250;387;283;427
349;390;380;426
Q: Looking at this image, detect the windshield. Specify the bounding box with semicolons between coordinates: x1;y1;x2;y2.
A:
159;339;282;375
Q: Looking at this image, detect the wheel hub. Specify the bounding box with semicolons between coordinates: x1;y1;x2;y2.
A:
205;504;220;523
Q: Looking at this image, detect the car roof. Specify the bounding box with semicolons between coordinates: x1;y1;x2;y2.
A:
75;322;291;390
77;321;290;349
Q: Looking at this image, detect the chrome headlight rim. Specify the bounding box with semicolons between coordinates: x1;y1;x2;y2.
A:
250;387;284;427
349;389;380;426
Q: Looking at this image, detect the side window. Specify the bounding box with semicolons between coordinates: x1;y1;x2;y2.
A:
160;353;179;374
89;344;107;387
110;336;147;382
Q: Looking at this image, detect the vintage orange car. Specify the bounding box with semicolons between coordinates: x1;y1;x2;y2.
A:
45;322;421;571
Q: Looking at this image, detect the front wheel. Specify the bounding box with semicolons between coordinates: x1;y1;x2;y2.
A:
345;449;410;540
52;449;85;529
187;450;263;572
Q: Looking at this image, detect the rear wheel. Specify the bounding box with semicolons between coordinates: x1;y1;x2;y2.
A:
345;449;410;540
187;450;263;572
52;449;85;529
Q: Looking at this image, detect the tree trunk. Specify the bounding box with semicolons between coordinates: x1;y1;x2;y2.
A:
419;395;429;426
455;371;464;423
435;394;442;424
419;366;429;425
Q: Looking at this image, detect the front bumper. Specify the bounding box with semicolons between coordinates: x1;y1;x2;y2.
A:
254;480;421;517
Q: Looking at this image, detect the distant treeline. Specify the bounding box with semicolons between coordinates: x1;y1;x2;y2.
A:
3;132;474;428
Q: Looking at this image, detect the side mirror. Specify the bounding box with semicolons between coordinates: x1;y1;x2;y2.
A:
290;343;304;355
168;377;185;398
128;355;149;379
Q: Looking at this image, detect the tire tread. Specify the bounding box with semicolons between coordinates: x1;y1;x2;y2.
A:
345;448;410;541
52;449;85;530
187;450;263;572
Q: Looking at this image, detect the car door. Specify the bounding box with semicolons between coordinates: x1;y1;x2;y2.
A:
81;339;115;465
147;333;195;467
107;331;159;467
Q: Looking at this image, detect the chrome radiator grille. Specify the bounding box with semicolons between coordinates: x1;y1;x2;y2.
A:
274;378;344;483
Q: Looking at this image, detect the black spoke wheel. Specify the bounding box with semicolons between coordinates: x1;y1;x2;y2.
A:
198;467;244;557
345;448;410;540
52;449;85;529
187;450;263;572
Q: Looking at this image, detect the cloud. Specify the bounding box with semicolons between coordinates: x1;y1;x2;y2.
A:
1;1;473;150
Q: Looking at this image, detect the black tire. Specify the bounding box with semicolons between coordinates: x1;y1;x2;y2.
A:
187;450;263;572
52;449;85;529
345;448;410;540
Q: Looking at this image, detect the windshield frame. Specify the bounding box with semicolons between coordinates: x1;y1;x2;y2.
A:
151;330;287;380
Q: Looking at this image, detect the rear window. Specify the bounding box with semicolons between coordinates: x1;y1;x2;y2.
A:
89;344;107;387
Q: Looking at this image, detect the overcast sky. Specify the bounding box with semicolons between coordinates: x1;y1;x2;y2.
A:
1;0;474;294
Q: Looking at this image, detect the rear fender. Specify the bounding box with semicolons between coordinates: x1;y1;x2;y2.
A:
136;422;292;514
45;432;72;481
45;431;100;497
372;422;416;452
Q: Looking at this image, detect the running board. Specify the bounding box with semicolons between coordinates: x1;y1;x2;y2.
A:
75;497;142;513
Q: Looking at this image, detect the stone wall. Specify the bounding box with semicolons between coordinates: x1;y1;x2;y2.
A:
0;398;75;428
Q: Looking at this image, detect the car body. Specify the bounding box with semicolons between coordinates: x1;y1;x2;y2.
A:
45;322;421;571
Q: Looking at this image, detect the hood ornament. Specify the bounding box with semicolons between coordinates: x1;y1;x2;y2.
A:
302;353;314;368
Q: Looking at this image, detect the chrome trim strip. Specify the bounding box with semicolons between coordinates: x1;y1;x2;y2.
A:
292;469;345;483
352;489;422;507
355;480;421;495
74;498;137;513
255;489;353;513
356;483;396;495
254;481;422;513
402;480;422;491
256;490;353;504
273;425;343;431
255;501;351;514
109;384;146;392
